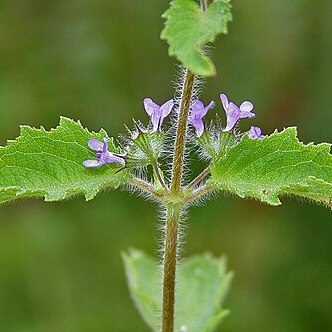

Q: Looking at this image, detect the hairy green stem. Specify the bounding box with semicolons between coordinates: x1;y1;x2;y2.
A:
170;70;195;194
162;204;181;332
161;2;210;329
186;166;210;189
185;184;214;204
130;177;161;197
153;161;168;191
162;69;195;332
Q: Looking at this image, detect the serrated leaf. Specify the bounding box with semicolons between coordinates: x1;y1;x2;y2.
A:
122;249;232;332
161;0;232;77
0;117;131;203
209;127;332;206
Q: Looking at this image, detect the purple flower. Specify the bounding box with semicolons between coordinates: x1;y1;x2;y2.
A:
143;98;174;132
83;138;125;168
189;100;214;136
220;93;255;132
248;126;265;139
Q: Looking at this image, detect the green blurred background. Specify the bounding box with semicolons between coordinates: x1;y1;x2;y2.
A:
0;0;331;331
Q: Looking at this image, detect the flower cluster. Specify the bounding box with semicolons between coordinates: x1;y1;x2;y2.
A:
142;94;263;137
188;93;263;138
83;93;265;168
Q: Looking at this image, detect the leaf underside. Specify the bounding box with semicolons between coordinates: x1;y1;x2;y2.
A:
123;249;232;332
0;117;131;204
210;127;332;207
161;0;232;77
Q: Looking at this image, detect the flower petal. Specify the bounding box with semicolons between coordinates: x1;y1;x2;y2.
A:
224;103;240;131
104;154;126;166
220;94;229;111
150;110;161;132
204;100;215;114
191;100;214;118
190;117;204;137
83;159;102;168
160;99;174;118
240;101;254;112
248;126;264;139
102;138;108;153
143;98;160;116
88;138;104;151
158;99;174;129
239;110;255;119
191;100;205;116
227;102;240;114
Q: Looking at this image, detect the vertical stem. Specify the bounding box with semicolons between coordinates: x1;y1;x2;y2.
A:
162;68;196;331
162;70;195;331
162;3;207;330
162;204;181;332
170;70;195;194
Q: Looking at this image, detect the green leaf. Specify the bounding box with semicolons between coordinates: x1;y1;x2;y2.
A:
122;249;233;332
175;253;233;332
0;117;131;204
209;127;332;207
122;249;161;331
161;0;232;77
